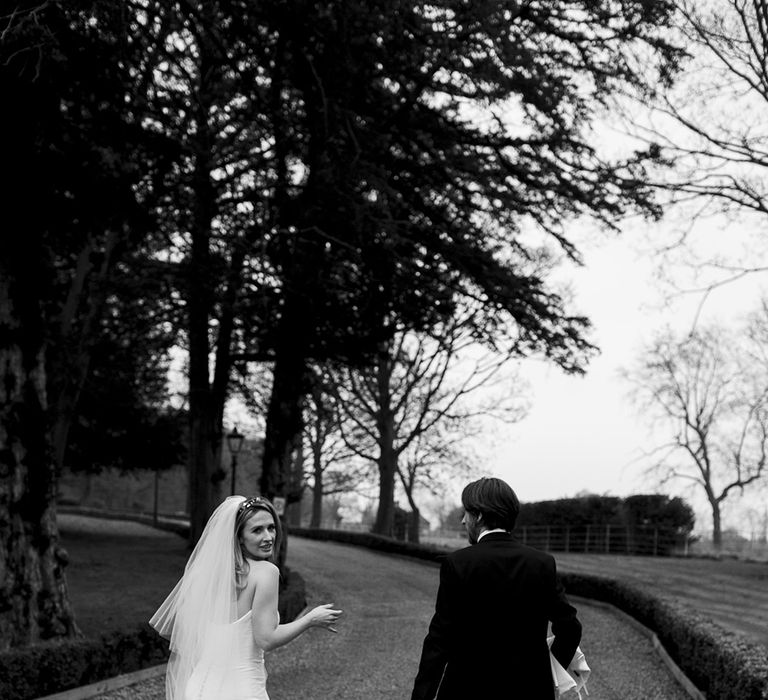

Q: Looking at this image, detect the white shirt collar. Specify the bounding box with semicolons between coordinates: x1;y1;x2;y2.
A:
477;528;507;542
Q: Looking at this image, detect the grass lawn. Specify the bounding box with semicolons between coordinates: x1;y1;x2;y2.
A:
61;515;768;652
554;552;768;648
59;514;189;637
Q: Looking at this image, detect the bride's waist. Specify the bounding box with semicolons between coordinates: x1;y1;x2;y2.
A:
202;636;265;661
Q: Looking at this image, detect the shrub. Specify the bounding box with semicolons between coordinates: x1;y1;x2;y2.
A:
288;526;446;564
0;625;168;700
279;568;307;622
515;494;694;556
559;572;768;700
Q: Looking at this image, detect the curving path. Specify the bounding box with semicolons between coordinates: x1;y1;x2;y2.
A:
92;537;694;700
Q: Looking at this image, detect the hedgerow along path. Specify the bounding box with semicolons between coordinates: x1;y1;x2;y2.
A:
551;552;768;648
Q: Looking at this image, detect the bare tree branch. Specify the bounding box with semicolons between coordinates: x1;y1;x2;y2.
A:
624;320;768;547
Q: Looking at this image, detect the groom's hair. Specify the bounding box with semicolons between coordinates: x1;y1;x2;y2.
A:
461;477;520;531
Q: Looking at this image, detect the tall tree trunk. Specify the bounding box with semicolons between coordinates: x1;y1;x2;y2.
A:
0;265;79;650
49;242;96;473
50;230;122;474
711;499;723;550
372;347;397;536
260;294;310;505
286;442;304;525
310;446;323;528
260;24;305;509
408;506;421;544
186;63;223;545
187;228;244;545
184;22;253;546
401;480;421;544
704;480;723;551
187;401;223;546
260;317;308;569
260;349;307;501
187;223;222;545
374;446;397;537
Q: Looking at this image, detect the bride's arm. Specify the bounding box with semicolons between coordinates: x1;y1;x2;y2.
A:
250;561;340;651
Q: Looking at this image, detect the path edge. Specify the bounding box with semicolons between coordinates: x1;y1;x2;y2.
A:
34;598;705;700
34;664;166;700
571;595;706;700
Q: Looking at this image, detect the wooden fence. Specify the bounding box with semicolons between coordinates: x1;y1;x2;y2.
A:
516;524;687;556
425;525;688;556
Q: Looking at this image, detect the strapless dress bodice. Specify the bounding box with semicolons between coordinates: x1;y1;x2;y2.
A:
185;610;269;700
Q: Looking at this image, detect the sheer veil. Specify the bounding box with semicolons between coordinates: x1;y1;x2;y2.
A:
150;495;245;700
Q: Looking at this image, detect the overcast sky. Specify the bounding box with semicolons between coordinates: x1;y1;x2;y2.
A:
484;221;768;533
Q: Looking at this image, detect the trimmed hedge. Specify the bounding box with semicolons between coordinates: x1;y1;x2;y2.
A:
289;527;768;700
0;569;306;700
0;624;168;700
278;568;308;622
288;526;446;564
559;572;768;700
58;505;190;538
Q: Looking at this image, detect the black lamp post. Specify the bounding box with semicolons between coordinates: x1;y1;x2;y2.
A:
227;425;245;496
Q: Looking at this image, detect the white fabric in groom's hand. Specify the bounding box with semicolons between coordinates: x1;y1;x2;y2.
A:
548;636;590;698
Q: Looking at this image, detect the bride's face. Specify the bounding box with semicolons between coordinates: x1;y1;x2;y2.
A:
240;509;276;560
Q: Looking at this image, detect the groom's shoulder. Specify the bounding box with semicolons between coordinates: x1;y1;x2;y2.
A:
449;538;554;564
445;543;481;563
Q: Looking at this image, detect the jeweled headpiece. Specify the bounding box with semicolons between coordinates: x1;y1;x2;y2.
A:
238;496;267;513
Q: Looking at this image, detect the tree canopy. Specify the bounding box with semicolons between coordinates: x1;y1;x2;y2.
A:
1;0;686;647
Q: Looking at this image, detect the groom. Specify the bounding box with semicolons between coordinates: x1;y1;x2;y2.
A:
410;477;582;700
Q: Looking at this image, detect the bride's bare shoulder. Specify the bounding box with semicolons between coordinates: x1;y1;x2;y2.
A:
248;560;279;580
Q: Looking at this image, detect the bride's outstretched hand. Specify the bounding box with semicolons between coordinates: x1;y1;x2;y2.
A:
307;603;343;633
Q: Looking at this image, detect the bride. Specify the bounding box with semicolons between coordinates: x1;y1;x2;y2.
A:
150;495;342;700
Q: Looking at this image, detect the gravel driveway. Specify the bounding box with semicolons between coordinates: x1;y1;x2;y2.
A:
90;537;695;700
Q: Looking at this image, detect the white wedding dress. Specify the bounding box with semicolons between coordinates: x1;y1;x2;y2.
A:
185;610;269;700
150;497;282;700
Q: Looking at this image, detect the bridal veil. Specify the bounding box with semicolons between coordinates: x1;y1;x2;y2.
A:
150;495;246;700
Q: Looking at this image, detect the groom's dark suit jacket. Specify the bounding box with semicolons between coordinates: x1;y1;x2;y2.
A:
411;531;581;700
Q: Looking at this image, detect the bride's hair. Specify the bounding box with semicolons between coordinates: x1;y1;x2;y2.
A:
233;496;283;589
